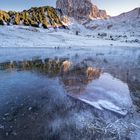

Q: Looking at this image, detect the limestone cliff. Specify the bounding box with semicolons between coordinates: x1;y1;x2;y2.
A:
56;0;108;21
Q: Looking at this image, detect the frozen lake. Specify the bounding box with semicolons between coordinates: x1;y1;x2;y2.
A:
0;46;140;140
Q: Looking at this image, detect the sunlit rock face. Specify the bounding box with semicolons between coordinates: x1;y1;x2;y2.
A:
56;0;108;21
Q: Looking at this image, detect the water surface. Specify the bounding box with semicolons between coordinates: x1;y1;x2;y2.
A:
0;46;140;140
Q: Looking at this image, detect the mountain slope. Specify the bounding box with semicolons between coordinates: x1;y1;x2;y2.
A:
112;7;140;21
82;8;140;44
0;6;69;28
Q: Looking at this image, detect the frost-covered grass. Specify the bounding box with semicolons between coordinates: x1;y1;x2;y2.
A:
83;9;140;45
0;25;139;49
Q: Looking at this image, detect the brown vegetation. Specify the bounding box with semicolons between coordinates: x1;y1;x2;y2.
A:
0;6;66;28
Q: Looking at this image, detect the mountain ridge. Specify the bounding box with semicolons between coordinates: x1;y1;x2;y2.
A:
0;6;69;28
0;4;139;32
112;7;140;21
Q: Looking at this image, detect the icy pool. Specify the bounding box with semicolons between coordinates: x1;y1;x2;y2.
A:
0;46;140;140
0;61;133;115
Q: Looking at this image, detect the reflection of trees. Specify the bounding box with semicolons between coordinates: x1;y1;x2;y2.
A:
0;58;101;95
0;58;63;76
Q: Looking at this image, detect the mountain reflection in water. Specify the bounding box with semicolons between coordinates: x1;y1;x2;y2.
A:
0;58;132;115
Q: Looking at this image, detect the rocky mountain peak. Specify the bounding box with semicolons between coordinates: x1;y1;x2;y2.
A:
56;0;108;21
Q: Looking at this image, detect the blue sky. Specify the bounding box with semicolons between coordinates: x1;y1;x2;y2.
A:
0;0;139;16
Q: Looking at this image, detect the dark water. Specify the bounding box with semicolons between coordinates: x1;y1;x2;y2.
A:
0;46;140;140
